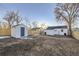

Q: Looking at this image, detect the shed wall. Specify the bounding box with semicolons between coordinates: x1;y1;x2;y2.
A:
11;26;20;38
11;25;28;38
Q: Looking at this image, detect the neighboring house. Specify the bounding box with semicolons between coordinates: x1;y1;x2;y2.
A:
44;26;68;36
11;24;28;38
28;27;42;36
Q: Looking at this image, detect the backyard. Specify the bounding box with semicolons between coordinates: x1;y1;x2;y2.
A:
0;35;79;56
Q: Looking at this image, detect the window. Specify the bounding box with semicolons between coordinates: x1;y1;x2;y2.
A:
61;29;63;32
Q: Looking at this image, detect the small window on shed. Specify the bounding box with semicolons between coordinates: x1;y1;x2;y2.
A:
61;29;63;32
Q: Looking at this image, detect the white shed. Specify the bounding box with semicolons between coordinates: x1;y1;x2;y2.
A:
11;24;28;38
44;26;68;36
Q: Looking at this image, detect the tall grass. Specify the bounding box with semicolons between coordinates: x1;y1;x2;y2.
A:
72;31;79;40
0;28;10;36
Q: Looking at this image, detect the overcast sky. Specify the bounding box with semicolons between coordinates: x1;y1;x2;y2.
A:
0;3;70;26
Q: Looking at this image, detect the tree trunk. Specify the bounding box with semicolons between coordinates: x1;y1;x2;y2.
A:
68;24;72;37
9;25;11;37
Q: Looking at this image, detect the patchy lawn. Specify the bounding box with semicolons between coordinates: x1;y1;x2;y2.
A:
0;36;79;56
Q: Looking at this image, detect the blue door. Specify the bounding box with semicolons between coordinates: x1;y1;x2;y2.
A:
21;27;25;36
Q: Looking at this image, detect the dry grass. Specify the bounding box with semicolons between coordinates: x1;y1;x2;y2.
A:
72;31;79;40
0;36;79;56
0;29;10;36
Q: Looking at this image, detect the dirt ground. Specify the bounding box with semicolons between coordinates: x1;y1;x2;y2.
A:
0;35;79;56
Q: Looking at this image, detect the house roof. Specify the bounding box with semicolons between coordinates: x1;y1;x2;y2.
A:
46;26;67;30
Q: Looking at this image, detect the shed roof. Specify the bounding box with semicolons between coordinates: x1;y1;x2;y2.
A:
46;26;67;30
12;24;26;28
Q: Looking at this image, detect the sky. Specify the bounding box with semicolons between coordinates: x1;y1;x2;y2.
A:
0;3;67;27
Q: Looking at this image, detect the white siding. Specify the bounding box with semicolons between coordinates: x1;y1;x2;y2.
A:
11;26;20;38
11;24;28;38
25;27;28;36
44;28;68;35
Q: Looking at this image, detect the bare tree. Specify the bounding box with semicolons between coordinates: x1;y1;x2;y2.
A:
14;11;22;25
40;23;47;29
32;21;38;28
1;22;8;29
3;11;22;36
55;3;79;36
25;17;32;28
0;22;2;29
3;11;15;36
